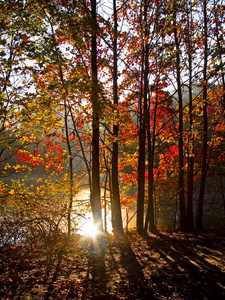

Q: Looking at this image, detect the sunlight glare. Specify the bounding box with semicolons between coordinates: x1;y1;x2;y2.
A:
81;220;99;237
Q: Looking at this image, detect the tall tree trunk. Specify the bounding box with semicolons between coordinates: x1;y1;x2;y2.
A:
137;76;145;234
64;101;73;237
103;170;108;232
144;91;156;233
51;22;75;237
111;0;123;235
173;7;186;231
137;1;146;235
214;0;225;109
187;2;194;229
90;0;103;232
144;0;156;234
197;0;208;229
145;76;158;233
219;175;225;218
57;66;74;237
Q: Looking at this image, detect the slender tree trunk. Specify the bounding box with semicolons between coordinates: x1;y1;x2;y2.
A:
197;0;208;229
144;37;157;233
173;7;186;231
90;0;103;232
187;2;194;229
111;0;123;235
214;0;225;109
137;2;146;235
56;55;74;237
145;80;157;233
144;103;155;233
219;175;225;218
64;101;73;237
51;22;75;237
144;0;162;233
143;0;150;234
103;170;108;232
137;93;145;234
137;85;145;233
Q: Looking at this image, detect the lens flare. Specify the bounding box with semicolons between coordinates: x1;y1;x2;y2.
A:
81;220;99;237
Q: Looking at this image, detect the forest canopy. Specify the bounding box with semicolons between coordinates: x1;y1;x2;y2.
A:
0;0;225;247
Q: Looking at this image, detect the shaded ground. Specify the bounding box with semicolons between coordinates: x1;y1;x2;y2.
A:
0;228;225;299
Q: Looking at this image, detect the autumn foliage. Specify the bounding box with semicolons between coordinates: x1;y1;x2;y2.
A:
0;0;225;248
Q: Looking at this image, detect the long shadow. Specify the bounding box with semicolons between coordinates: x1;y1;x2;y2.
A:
6;246;66;300
141;230;225;299
4;231;224;299
81;236;112;300
109;234;156;300
44;248;64;300
82;234;156;299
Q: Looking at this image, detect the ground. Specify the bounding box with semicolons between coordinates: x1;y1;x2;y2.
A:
0;228;225;300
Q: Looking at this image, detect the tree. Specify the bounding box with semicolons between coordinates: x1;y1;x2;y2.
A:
196;0;208;229
111;0;124;235
137;0;147;235
173;0;186;230
90;0;103;233
186;0;195;229
1;0;225;238
212;0;225;109
144;0;164;234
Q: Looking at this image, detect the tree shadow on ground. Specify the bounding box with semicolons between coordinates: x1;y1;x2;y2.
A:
43;248;64;300
1;229;225;299
106;234;156;299
137;229;225;299
82;238;109;299
80;234;155;299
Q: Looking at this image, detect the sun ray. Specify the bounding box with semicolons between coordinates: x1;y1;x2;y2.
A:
78;216;99;237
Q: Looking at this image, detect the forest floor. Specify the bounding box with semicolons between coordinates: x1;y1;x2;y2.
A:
1;228;225;300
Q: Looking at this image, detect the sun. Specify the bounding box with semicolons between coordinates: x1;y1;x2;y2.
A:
80;219;99;237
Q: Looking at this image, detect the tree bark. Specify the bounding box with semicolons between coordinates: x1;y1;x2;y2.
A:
137;2;146;235
145;82;157;233
137;84;145;234
64;101;73;237
213;0;225;109
90;0;103;232
173;6;186;231
144;0;156;234
197;0;208;229
111;0;123;235
186;1;194;229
